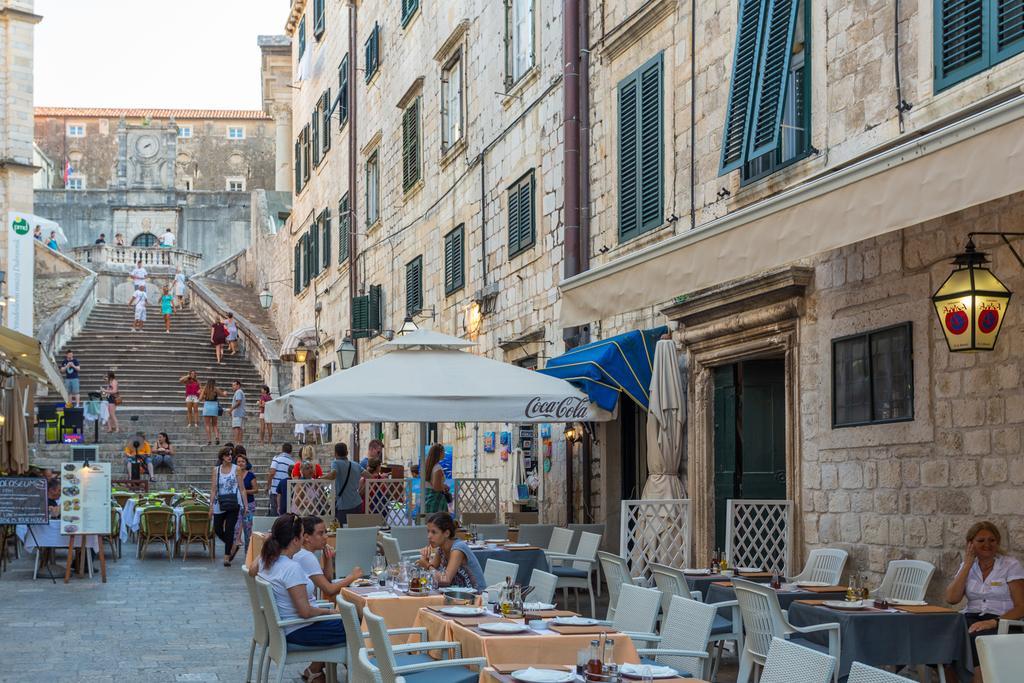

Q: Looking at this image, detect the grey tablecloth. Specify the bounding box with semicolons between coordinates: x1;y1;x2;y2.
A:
687;572;772;599
706;583;847;613
787;602;972;681
471;548;549;585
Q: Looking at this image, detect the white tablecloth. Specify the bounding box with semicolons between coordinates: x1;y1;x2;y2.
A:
16;521;100;552
83;400;109;424
123;502;184;536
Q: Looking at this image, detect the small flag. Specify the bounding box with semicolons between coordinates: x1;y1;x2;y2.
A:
63;158;74;184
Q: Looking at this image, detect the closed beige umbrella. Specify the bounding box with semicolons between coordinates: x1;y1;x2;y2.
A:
643;339;685;500
1;376;32;473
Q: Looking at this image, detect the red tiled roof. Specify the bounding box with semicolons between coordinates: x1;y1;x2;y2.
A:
35;107;272;121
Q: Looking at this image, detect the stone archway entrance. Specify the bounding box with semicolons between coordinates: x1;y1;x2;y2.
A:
661;266;811;563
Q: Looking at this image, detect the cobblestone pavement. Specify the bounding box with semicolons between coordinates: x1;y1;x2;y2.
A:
0;542;308;682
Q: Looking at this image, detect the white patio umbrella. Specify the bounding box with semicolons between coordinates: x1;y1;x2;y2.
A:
263;328;611;424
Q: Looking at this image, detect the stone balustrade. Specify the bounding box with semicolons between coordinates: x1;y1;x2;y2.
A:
71;244;202;274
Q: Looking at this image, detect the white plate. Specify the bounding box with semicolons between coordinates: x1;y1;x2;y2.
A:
620;663;679;679
683;568;711;575
823;600;868;610
504;542;531;548
550;616;599;626
485;538;509;543
511;668;576;683
888;598;928;606
479;621;531;634
795;580;832;587
735;566;763;573
439;606;485;616
467;544;488;550
523;601;556;611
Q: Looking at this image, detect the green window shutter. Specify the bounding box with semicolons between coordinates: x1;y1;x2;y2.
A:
309;224;320;278
402;98;421;191
935;0;987;89
321;209;331;268
321;89;331;154
294;138;302;193
405;256;423;314
508;177;522;255
312;107;321;167
352;295;370;338
302;126;310;183
338;194;350;263
365;23;380;83
508;173;535;257
746;0;800;160
445;225;465;295
719;0;767;174
618;73;639;239
369;284;383;331
313;0;325;38
402;0;420;26
302;233;311;287
638;56;663;233
298;16;306;58
338;55;349;127
294;242;302;294
993;0;1024;62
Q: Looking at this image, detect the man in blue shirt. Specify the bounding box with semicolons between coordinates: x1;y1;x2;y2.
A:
59;350;80;407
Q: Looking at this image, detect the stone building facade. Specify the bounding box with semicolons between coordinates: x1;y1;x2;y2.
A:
242;0;1024;585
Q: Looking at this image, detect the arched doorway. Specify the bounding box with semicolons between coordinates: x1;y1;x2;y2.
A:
132;232;158;247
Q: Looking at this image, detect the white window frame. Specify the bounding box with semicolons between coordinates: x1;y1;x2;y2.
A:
66;175;85;190
177;126;193;138
226;177;246;192
506;0;535;88
227;126;246;140
67;124;86;138
441;50;464;151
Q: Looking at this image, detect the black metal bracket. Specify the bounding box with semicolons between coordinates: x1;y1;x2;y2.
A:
967;231;1024;270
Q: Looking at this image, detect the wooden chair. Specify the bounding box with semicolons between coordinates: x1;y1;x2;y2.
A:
179;505;214;561
153;492;176;506
345;513;385;528
105;508;122;561
137;507;175;560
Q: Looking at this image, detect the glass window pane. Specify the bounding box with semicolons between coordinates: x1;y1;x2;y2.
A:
834;336;870;425
871;326;912;421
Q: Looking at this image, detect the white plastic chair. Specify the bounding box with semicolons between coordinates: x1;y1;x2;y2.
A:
760;636;836;683
363;605;486;682
650;561;742;681
847;661;914;682
252;576;346;683
474;523;508;539
356;648;383;683
386;525;427;561
546;526;575;554
977;633;1024;683
334;526;377;579
598;551;646;619
252;516;276;533
528;568;559;605
636;595;716;679
379;534;401;567
789;549;848;585
602;583;663;648
516;523;555;548
335;594;431;674
241;566;269;683
875;559;935;602
732;578;841;683
550;531;601;617
998;618;1024;634
483;558;519;588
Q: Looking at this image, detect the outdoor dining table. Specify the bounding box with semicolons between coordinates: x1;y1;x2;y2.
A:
684;570;774;599
16;521;101;580
414;607;641;675
787;600;973;681
342;583;481;643
705;581;848;611
482;667;703;683
470;545;549;585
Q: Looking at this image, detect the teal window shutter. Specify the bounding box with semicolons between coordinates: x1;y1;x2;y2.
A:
444;224;465;295
746;0;800;160
719;0;768;174
618;54;664;241
508;172;535;257
402;98;421;191
309;223;319;278
321;89;331;154
405;256;423;314
618;74;639;239
294;138;302;193
994;0;1024;62
313;0;325;38
352;295;370;338
338;55;349;127
935;1;1024;91
365;23;380;83
302;233;311;287
312;107;321;167
338;193;350;263
402;0;420;26
321;209;331;268
294;242;302;294
369;284;383;331
302;125;310;183
298;16;306;59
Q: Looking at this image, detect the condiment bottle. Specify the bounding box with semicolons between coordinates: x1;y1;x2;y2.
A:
586;639;603;678
770;570;781;590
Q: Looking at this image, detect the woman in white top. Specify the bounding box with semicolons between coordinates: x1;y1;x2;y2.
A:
208;447;247;567
252;514;344;683
945;520;1024;677
291;515;362;600
173;267;186;310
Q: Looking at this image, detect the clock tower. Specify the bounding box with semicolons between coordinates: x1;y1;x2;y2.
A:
113;117;177;190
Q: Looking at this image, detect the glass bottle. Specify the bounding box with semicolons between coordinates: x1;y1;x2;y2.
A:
586;639;603;678
770;569;781;590
719;553;728;574
846;573;859;601
603;637;616;670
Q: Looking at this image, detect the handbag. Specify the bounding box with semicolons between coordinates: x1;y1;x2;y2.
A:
114;394;123;406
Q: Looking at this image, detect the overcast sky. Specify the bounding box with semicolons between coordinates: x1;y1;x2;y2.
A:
34;0;287;109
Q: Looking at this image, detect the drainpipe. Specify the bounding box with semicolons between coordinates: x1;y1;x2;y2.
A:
480;155;488;288
348;0;360;459
563;0;581;280
578;0;591;272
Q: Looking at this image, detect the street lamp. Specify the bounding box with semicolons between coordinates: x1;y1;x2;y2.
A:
294;342;309;364
337;336;356;370
933;234;1020;352
563;423;582;443
399;315;418;335
259;288;273;309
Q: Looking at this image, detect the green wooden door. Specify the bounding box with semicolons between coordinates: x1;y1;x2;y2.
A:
713;359;787;550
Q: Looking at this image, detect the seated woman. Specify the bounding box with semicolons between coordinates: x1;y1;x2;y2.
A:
416;511;486;591
945;520;1024;682
291;515;362;598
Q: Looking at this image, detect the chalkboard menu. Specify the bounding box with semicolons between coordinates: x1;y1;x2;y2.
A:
0;477;48;525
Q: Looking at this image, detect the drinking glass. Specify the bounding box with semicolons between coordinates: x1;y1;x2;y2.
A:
641;665;654;683
371;553;386;580
846;574;859;601
396;564;410;592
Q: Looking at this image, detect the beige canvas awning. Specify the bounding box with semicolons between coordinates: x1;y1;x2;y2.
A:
0;325;69;403
560;93;1024;327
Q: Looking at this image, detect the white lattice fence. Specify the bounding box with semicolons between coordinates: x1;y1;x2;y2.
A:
453;478;500;519
366;478;414;527
620;499;691;583
286;480;335;525
725;499;792;575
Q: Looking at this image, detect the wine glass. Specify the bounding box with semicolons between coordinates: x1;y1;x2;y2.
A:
371;553;386;582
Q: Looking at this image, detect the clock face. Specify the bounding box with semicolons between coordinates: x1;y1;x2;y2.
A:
135;135;160;159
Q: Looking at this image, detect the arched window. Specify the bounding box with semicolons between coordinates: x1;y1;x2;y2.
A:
132;232;158;247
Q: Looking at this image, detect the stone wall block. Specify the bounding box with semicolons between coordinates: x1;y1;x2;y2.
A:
821;463;839;489
905;517;928;547
963;429;991;456
910;489;937;514
990;489;1019;515
837;461;863;489
992;427;1020;455
950;459;979;487
980;457;1008;485
920;460;949;487
827;491;851;512
900;461;920;488
839;514;862;543
874;490;898;514
951;398;987;427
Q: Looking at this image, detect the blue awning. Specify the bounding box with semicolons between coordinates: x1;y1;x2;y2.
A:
539;326;667;412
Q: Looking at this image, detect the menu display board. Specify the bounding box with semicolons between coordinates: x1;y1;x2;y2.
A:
0;477;48;524
60;462;111;535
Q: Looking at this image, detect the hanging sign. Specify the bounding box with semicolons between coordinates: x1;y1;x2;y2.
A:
60;462;111;535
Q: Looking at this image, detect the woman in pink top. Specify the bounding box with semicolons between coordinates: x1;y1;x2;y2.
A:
178;370;201;428
258;384;273;445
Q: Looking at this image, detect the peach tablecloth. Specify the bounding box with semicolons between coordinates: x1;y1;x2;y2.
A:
482;668;702;683
245;531;267;568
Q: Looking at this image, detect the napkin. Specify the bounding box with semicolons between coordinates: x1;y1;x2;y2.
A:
619;663;677;678
363;591;396;598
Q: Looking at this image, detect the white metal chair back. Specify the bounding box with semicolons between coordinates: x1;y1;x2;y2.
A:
252;576;292;674
847;661;915;682
598;551;635;617
876;559;934;602
760;636;836;683
484;558;520;588
387;525;427;555
649;562;695;614
732;578;790;663
516;523;555;548
474;523;509;540
976;634;1024;683
363;606;402;680
380;534;401;567
334;526;377;579
548;527;575;554
568;523;605;553
791;548;848;585
336;593;367;672
357;648;384;683
610;583;662;635
241;566;269;683
573;531;602;572
529;568;558;605
252;516;276;533
652;595;717;678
